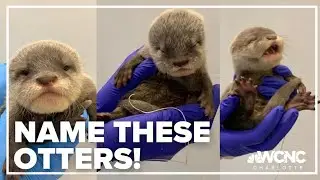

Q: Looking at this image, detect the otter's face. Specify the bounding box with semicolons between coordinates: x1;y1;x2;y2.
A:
148;9;206;77
230;27;284;72
9;40;83;114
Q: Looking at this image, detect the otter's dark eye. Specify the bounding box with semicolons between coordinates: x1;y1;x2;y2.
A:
18;70;29;77
190;40;202;49
158;49;165;53
63;65;71;71
196;40;203;45
247;37;257;44
156;47;164;53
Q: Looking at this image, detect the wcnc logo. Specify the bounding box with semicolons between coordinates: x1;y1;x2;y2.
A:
247;151;306;164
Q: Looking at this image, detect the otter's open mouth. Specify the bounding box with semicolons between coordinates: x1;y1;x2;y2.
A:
263;43;279;55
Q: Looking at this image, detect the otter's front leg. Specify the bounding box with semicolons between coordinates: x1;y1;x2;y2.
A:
285;91;320;111
114;53;146;88
230;76;258;116
221;77;258;130
198;71;215;118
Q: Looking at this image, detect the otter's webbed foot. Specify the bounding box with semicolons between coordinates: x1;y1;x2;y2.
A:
285;91;320;111
231;76;257;97
198;91;214;118
230;76;257;115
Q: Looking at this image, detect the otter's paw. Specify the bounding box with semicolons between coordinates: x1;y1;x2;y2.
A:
198;92;214;118
231;76;257;97
114;65;133;88
285;92;319;111
97;112;112;122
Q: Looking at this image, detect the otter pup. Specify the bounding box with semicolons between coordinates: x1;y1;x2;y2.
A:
3;40;97;180
221;26;318;130
97;9;215;121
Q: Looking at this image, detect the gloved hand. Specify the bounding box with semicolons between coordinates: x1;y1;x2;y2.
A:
96;48;220;161
220;65;299;157
258;65;297;100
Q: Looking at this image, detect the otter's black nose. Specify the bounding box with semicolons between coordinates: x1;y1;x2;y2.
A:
36;75;58;85
173;60;189;67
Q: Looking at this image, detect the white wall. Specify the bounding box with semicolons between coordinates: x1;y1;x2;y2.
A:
8;6;97;83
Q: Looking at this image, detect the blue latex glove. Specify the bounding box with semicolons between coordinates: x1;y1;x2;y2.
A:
259;65;297;100
96;48;220;161
220;65;299;157
0;63;6;107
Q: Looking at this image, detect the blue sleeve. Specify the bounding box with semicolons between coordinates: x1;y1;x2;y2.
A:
0;63;6;106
